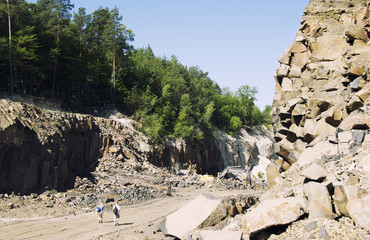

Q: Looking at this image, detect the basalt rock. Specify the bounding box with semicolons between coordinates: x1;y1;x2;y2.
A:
0;96;276;194
254;0;370;237
272;0;370;165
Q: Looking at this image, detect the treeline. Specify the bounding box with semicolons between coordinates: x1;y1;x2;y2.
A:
0;0;271;142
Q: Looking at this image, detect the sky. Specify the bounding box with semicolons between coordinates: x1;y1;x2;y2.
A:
30;0;309;109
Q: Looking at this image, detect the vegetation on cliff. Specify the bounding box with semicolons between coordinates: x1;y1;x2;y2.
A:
0;0;271;142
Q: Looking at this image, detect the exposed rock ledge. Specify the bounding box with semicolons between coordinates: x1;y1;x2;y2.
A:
246;0;370;238
0;96;276;193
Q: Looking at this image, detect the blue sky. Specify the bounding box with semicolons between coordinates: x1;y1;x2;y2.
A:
30;0;309;109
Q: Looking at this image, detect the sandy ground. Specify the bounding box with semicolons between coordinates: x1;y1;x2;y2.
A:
0;186;260;240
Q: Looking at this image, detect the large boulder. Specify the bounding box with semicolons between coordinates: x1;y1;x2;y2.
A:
344;184;370;231
242;197;306;235
303;182;334;219
158;194;221;239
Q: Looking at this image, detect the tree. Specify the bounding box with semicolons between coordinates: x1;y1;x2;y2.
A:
12;26;39;93
34;0;73;98
103;7;133;105
51;0;73;98
6;0;13;93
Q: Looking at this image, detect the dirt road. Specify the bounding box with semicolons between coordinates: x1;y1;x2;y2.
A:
0;187;260;240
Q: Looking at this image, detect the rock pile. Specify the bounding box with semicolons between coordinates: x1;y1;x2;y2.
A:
248;0;370;238
271;0;370;166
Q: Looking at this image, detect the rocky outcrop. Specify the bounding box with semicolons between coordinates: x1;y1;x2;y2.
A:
272;0;370;164
250;0;370;237
0;96;276;194
153;126;277;177
0;98;153;193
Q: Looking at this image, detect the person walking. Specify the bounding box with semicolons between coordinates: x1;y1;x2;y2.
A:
112;201;120;226
96;201;105;223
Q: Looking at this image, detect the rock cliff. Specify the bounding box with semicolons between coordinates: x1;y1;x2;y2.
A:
272;0;369;165
244;0;370;237
0;95;275;194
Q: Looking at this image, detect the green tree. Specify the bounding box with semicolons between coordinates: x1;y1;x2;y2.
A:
229;116;242;135
12;26;39;93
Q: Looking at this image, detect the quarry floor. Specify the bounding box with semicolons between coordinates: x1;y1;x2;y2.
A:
0;185;260;240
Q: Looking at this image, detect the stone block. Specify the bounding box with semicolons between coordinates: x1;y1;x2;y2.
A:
288;66;302;78
304;221;318;231
314;140;339;157
310;36;348;61
278;54;291;65
277;64;290;78
345;28;369;42
356;82;370;102
158;194;221;239
242;197;306;234
303;182;332;217
292;104;306;116
290;42;307;53
275;139;294;164
348;65;365;76
265;162;281;188
347;96;363;112
344;184;370;231
333;185;349;217
339;112;370;130
199;230;242;240
300;164;327;181
291;51;310;68
297;147;321;167
308;200;337;219
281;78;293;92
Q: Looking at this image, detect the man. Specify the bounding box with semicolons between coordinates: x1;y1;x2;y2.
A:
112;201;120;226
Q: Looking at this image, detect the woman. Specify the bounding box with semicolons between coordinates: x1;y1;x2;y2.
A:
96;201;105;223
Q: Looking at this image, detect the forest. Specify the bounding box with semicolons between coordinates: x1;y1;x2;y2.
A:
0;0;271;143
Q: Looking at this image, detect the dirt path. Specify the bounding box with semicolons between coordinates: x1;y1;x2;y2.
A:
0;187;261;240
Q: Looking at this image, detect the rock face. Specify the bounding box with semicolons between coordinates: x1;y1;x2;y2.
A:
264;0;370;235
0;98;152;193
272;0;370;164
153;126;277;176
0;96;276;193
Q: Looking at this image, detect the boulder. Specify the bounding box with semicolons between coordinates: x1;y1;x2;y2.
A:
345;28;369;43
265;162;282;187
290;42;307;53
291;51;310;68
339;112;370;130
303;182;333;219
333;185;349;217
199;230;243;240
310;36;348;61
344;185;370;231
308;200;337;219
277;64;290;78
356;82;370;102
242;197;306;235
311;35;349;61
158;194;221;239
288;66;302;78
281;78;293;91
303;119;336;143
300;164;327;181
